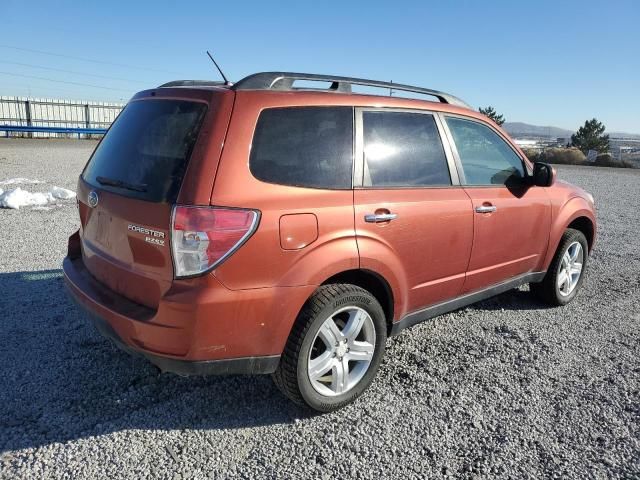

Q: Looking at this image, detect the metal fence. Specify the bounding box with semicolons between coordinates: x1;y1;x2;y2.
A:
0;96;123;138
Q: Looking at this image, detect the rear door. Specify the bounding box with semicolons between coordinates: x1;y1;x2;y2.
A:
354;108;474;315
78;97;213;308
442;115;551;293
207;104;359;291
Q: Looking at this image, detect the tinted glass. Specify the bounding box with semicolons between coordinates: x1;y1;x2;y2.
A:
446;117;524;185
363;111;450;187
250;107;353;189
83;100;207;202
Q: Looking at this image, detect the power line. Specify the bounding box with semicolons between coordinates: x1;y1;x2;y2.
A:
0;71;134;92
0;82;127;101
0;44;182;75
0;60;148;85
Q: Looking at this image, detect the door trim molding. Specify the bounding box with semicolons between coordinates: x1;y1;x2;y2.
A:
390;271;546;336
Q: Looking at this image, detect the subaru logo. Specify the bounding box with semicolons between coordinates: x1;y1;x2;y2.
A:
88;190;99;208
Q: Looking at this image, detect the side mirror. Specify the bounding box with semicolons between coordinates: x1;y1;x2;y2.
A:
532;162;555;187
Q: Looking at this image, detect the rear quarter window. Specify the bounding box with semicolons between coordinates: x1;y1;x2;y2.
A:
249;107;353;189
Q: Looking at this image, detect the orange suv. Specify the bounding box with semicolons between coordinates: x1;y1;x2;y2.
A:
64;72;596;411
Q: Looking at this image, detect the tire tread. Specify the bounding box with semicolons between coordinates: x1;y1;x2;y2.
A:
531;228;588;305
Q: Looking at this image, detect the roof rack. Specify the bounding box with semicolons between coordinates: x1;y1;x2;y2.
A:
232;72;471;109
158;80;229;88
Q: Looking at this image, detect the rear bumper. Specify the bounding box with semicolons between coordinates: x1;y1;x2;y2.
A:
63;255;314;375
85;300;279;375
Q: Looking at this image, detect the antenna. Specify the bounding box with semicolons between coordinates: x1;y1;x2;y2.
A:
206;51;230;85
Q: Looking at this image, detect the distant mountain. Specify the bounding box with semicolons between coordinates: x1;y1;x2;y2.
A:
503;122;573;139
503;122;640;140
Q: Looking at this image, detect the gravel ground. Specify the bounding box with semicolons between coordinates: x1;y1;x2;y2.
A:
1;139;639;479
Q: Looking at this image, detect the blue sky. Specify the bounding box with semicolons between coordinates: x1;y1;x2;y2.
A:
2;0;639;132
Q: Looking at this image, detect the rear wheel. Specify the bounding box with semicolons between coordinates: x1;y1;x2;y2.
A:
531;228;588;306
272;284;386;412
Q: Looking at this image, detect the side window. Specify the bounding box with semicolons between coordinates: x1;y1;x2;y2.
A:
250;107;353;189
446;116;525;185
362;111;450;187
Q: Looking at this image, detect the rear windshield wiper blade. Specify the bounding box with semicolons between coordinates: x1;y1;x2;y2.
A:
96;176;147;192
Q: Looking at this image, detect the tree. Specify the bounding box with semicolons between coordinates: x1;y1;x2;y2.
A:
479;106;505;126
571;118;609;154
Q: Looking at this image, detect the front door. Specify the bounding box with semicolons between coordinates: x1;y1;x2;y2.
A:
354;109;474;317
443;115;551;293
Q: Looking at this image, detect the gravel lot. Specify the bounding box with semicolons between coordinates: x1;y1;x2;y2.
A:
1;139;638;479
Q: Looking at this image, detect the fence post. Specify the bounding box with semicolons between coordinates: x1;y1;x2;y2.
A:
84;103;90;140
24;100;32;139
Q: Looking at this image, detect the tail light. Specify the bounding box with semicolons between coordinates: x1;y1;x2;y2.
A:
171;206;259;278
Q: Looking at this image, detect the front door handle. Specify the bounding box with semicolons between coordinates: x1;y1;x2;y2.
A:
364;213;398;223
475;205;497;214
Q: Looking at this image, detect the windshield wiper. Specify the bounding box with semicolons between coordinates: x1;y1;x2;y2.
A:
96;176;147;193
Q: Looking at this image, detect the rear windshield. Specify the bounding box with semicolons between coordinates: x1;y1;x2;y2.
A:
82;100;207;202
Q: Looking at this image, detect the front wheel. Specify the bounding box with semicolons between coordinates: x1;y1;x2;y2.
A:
272;284;387;412
530;228;589;306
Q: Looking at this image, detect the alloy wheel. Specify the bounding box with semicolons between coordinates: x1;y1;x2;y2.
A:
307;306;376;397
557;241;584;296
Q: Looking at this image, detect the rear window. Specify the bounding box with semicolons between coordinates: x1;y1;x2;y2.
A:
82;100;207;202
249;107;353;189
363;111;450;187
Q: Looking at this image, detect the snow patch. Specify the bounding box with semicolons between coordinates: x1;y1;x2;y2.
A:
50;186;76;200
0;187;52;209
0;186;76;209
0;178;44;185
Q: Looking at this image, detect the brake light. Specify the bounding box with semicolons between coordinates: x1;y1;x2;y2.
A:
171;206;259;278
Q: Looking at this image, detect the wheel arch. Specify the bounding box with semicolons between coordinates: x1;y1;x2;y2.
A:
322;269;395;333
542;197;596;270
567;216;595;251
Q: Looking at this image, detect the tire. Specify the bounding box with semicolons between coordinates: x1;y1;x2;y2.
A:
530;228;589;306
272;284;387;412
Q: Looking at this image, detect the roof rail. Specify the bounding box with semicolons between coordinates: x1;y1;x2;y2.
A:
158;80;230;88
232;72;471;109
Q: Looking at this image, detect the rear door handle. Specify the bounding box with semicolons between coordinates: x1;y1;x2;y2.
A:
364;213;398;223
475;205;497;213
